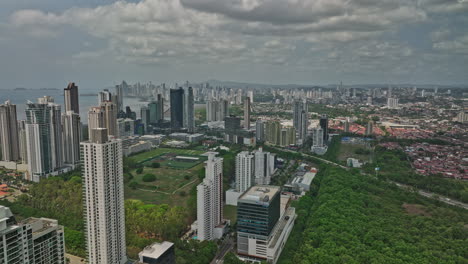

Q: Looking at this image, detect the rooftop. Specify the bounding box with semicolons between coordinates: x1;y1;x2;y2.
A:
239;186;280;203
139;241;174;260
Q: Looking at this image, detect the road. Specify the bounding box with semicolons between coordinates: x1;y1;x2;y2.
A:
391;181;468;210
211;236;234;264
273;147;349;170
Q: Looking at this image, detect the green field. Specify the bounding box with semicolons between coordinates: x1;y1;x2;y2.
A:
126;148;209;206
337;142;373;163
125;162;204;206
130;147;206;163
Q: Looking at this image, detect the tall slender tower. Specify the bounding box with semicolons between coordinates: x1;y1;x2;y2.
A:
186;87;195;133
235;151;255;193
197;153;223;241
62;111;82;166
115;84;124;112
243;97;251;130
0;101;20;161
81;128;127;264
64;82;79;114
170;88;184;130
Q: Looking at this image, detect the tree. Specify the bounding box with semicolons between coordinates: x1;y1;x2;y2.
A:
142;174;157;182
136;167;143;174
151;162;161;168
224;252;245;264
129;181;138;189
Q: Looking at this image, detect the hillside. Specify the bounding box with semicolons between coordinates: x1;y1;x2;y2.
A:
279;165;468;264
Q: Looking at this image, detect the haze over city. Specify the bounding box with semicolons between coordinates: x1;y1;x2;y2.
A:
1;0;468;89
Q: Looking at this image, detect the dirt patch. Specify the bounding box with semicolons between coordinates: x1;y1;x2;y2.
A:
402;203;432;217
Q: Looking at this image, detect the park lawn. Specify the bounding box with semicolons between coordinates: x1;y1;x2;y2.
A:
124;163;204;206
337;143;373;163
224;205;237;224
130;147;206;163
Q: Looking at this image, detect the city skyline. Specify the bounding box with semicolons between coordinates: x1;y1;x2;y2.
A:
1;0;468;89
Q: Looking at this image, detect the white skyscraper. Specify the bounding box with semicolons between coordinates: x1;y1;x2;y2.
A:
235;151;255;193
313;127;324;147
254;147;276;185
81;128;127;264
247;90;254;103
197;153;223;241
62;111;82;166
387;97;399;109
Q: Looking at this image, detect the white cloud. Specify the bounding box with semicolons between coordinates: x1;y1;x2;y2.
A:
3;0;467;84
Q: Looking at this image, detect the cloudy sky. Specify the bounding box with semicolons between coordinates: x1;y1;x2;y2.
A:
1;0;467;89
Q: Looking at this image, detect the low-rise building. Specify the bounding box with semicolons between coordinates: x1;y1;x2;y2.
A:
138;241;175;264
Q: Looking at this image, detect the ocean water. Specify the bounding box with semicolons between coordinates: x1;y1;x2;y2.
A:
0;89;148;123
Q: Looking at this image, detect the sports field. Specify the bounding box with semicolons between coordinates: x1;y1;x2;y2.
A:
125;148;207;206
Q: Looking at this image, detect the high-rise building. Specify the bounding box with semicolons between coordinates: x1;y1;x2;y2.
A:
313;127;324;147
62;111;82;166
319;114;328;142
344;118;350;133
247;91;254;103
293;100;308;141
0;206;65;264
101;101;118;137
88;102;118;138
117;118;135;138
387;97;399;109
366;121;373;136
243;97;251;130
18;120;28;164
0;100;20;161
206;99;229;122
457;111;468;123
140;106;150;133
300;110;308;141
25;99;64;182
88;106;105;138
64;82;79;114
255;119;264;142
81;128;127;264
265;121;281;146
157;94;164;123
22;217;66;264
225;116;241;131
148;101;158;124
235;151;255;193
254;147;276;185
186;87;195;133
237;186;296;264
115;84;124;112
170;88;184;130
98;89;112;104
280;127;296;147
197;153;223;241
0;205;32;263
